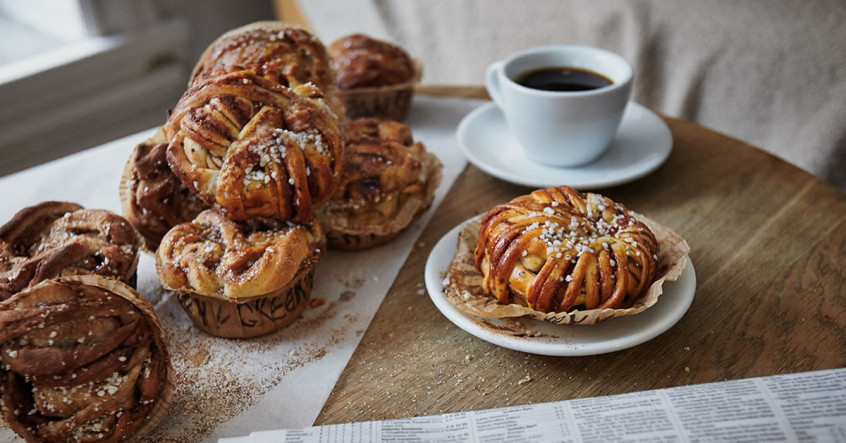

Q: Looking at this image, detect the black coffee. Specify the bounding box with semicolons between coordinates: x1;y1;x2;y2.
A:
516;66;613;92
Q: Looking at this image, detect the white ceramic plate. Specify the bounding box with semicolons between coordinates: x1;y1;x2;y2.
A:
456;102;673;189
424;217;696;356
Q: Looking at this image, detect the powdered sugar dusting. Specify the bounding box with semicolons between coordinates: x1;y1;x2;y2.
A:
141;280;358;441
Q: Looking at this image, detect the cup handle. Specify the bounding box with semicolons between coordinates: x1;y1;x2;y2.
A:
485;61;505;107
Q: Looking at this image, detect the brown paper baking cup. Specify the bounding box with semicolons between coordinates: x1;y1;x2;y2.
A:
443;213;690;326
338;59;423;121
176;268;314;339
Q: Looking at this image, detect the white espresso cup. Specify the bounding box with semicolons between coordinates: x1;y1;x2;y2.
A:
485;45;633;167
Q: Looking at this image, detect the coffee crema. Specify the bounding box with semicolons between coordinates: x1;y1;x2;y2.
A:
515;66;613;92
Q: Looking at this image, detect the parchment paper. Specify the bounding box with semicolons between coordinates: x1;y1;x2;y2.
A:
0;96;484;441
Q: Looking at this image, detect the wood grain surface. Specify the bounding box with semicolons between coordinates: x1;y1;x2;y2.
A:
315;86;846;424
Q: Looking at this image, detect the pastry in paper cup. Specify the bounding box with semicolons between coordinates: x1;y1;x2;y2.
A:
156;209;324;338
0;201;142;300
0;274;174;441
332;70;421;122
328;34;422;121
317;118;443;250
444;186;690;325
189;20;344;117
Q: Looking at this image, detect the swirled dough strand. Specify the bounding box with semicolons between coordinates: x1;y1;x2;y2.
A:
165;71;342;223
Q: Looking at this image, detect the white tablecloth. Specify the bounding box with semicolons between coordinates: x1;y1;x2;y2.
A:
0;96;484;441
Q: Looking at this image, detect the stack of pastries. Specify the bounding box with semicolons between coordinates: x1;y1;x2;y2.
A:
117;22;440;338
0;22;438;441
126;22;342;339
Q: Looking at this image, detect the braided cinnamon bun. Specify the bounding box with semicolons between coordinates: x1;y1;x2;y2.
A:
119;127;208;252
474;186;658;313
328;34;415;90
0;202;141;301
191;21;336;94
190;21;343;117
317;118;442;250
0;275;173;442
165;70;343;223
156;209;324;338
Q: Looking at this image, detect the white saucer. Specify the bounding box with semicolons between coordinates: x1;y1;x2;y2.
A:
424;217;696;357
456;102;673;189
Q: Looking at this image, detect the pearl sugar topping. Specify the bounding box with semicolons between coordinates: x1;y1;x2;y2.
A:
242;128;324;186
523;194;634;261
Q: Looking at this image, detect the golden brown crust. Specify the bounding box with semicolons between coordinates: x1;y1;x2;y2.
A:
0;275;173;442
156;209;324;300
189;21;344;117
119;127;208;252
164;70;343;223
0;202;141;301
317;118;442;250
191;21;336;94
328;34;419;120
474;186;658;313
328;34;414;89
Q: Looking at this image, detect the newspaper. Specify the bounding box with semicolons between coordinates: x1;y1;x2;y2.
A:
221;368;846;442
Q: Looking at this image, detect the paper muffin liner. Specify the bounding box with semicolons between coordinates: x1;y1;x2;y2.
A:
175;267;315;339
0;274;174;441
337;59;423;122
443;213;690;326
323;151;443;250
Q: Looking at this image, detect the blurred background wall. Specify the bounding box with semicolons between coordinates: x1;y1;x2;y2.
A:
298;0;846;190
0;0;276;176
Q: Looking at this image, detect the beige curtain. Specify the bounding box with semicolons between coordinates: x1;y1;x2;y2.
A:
300;0;846;189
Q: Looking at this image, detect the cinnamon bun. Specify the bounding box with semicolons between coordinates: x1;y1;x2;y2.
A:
0;275;173;441
0;202;141;301
190;21;342;115
164;70;343;223
119;127;208;252
317;118;442;250
328;34;421;121
156;209;324;338
474;186;658;313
